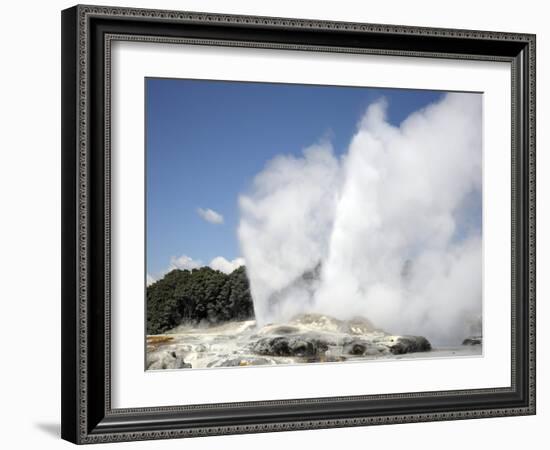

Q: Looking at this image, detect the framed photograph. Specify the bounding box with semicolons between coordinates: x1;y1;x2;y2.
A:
61;4;536;444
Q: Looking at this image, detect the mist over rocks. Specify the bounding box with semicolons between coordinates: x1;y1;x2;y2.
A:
249;313;431;359
238;93;483;345
146;313;439;370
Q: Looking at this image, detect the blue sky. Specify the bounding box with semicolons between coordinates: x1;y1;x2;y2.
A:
146;78;444;278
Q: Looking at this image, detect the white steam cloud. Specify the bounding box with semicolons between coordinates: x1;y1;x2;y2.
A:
238;93;482;345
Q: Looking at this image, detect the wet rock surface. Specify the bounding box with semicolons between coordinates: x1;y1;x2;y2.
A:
146;313;478;370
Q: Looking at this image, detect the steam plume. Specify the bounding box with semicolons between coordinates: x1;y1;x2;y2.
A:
238;93;482;345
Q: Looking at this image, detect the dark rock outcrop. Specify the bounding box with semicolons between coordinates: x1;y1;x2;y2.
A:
387;336;432;355
251;334;329;357
251;315;432;360
462;336;482;345
342;338;371;355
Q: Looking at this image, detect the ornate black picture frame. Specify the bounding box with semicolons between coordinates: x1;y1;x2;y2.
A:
61;4;536;444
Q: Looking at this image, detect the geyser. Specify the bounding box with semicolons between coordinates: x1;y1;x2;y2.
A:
238;93;482;345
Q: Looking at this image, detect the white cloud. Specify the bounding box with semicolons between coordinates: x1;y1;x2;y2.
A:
238;93;482;345
197;207;224;224
209;256;245;274
169;254;203;271
150;254;245;282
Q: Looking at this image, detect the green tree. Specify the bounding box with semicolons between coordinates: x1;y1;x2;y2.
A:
146;266;255;334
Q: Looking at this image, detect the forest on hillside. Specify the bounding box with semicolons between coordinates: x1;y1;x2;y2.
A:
146;266;255;335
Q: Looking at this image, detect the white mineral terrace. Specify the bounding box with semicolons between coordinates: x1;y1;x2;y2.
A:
146;314;482;370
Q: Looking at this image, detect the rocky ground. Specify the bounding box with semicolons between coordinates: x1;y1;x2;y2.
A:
146;313;481;370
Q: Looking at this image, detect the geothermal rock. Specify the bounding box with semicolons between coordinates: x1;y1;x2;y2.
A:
288;313;348;332
251;315;431;359
208;357;276;367
145;314;443;370
256;324;302;336
251;334;329;357
346;317;378;334
342;338;371;356
462;336;482;345
385;336;432;355
147;350;192;370
286;313;378;335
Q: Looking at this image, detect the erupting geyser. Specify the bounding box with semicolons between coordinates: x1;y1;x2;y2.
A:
238;93;482;346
